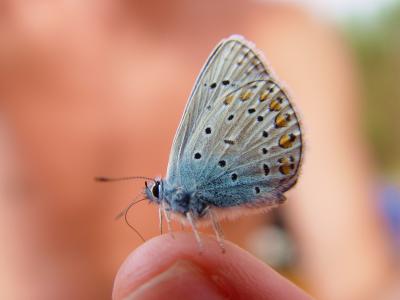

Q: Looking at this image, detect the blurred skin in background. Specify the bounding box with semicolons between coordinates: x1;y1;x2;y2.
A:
0;0;398;299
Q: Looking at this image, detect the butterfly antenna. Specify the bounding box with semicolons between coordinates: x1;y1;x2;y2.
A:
115;196;147;242
95;176;154;182
124;198;147;242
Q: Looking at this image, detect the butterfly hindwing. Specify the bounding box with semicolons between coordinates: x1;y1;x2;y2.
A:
181;80;302;208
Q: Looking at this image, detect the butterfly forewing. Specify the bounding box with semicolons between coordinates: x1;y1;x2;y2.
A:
167;36;270;180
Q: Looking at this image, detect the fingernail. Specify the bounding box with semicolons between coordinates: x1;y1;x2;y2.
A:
122;260;225;300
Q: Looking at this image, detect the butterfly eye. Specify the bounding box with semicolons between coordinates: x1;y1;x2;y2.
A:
152;182;160;199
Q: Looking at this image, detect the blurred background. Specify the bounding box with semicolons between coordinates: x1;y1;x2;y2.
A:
0;0;399;299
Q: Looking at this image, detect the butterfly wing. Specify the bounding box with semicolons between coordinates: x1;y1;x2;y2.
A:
166;35;270;181
166;36;303;212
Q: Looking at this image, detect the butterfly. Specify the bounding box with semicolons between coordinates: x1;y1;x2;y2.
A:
98;35;303;251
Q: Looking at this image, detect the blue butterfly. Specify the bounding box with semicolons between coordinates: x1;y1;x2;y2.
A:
99;35;303;250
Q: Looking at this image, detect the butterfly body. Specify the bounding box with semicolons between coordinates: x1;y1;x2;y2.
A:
145;179;206;217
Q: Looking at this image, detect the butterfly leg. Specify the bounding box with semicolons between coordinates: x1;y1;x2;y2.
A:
186;211;203;252
161;202;174;238
208;209;226;253
158;207;163;235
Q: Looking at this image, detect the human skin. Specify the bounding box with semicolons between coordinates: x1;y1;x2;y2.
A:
112;233;312;300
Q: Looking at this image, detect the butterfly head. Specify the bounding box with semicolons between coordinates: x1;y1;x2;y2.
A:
144;179;163;203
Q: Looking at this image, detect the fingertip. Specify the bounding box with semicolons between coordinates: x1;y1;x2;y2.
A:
113;232;312;300
113;233;227;299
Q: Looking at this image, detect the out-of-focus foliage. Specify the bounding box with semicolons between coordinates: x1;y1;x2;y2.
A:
346;3;400;179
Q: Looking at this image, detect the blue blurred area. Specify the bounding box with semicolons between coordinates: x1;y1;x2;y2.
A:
380;184;400;253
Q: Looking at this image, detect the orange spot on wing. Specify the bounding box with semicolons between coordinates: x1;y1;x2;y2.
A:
278;156;296;175
275;113;291;128
279;164;291;175
224;94;234;105
259;90;269;102
279;133;296;149
240;90;252;101
269;99;282;111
